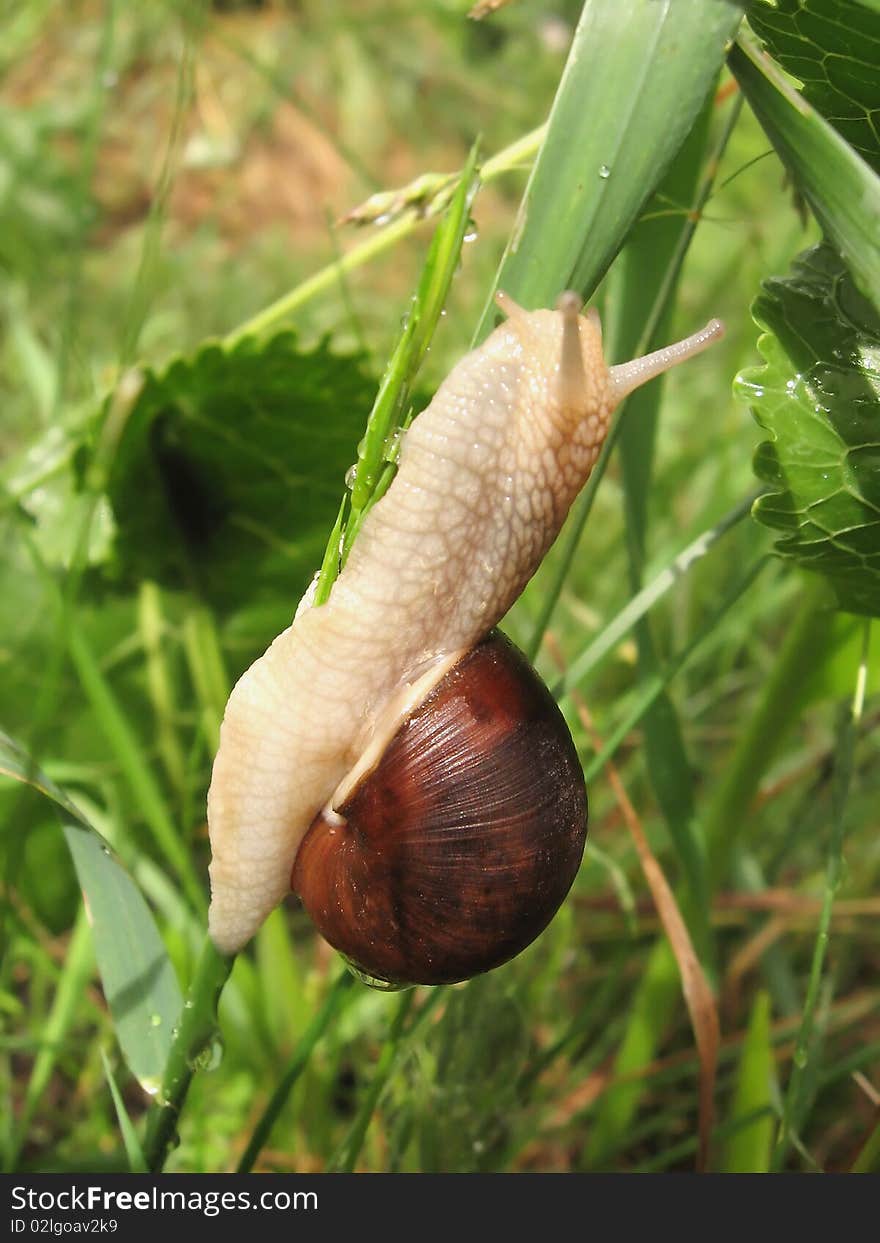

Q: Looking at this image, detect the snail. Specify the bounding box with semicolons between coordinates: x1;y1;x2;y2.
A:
206;291;723;984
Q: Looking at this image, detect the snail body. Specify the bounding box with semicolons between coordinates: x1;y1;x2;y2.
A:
207;292;723;979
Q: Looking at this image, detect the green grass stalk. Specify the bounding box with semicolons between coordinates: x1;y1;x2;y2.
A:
223;130;543;348
550;493;756;696
66;619;205;916
852;1116;880;1173
182;602;230;755
706;578;838;882
142;936;234;1173
774;620;871;1166
328;989;417;1173
5;908;93;1171
236;971;355;1173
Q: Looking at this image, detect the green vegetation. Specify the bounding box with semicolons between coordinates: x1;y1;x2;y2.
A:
1;0;877;1174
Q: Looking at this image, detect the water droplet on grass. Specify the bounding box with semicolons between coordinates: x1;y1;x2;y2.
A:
188;1035;224;1073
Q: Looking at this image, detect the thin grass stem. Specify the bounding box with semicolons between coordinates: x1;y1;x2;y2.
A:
774;620;871;1166
142;937;234;1173
236;971;356;1173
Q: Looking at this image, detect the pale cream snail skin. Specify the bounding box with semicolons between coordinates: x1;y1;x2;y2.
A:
206;290;723;981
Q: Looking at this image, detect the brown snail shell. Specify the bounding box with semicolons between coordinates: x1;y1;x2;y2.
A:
292;630;587;986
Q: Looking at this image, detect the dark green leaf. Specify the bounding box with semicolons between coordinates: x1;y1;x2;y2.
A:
729;36;880;308
736;243;880;616
748;0;880;172
101;332;377;612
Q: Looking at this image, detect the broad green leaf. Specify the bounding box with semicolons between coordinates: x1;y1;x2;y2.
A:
729;36;880;307
748;0;880;172
736;243;880;617
100;332;377;613
0;730;183;1093
474;0;746;334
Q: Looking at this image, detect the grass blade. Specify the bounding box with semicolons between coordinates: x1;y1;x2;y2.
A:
577;560;769;780
0;731;183;1097
328;990;416;1173
317;146;481;594
101;1049;148;1173
552;493;755;698
4;909;93;1171
774;620;871;1165
706;578;838;884
609;97;727;955
719;990;776;1172
66;618;204;915
142;936;233;1173
852;1116;880;1173
580;558;768;1165
555;658;719;1173
63;821;183;1098
474;0;745;332
236;970;355;1173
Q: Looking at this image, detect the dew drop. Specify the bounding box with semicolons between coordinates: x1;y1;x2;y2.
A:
150;1013;162;1028
187;1034;224;1073
343;958;412;992
345;464;358;489
598;164;611;179
383;428;404;461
